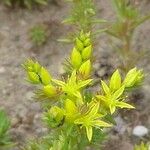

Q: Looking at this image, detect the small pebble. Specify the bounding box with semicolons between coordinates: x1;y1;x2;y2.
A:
26;91;34;101
93;63;100;70
96;68;106;77
132;125;148;137
0;67;6;73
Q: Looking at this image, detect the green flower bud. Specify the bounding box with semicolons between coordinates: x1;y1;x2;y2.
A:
40;67;51;85
79;31;86;41
110;70;121;92
79;60;91;79
65;99;78;123
45;106;64;128
33;62;41;73
27;72;40;84
50;106;64;122
75;38;84;51
123;68;144;88
71;48;82;69
23;59;36;72
43;85;58;97
82;45;92;60
84;38;91;47
27;66;33;72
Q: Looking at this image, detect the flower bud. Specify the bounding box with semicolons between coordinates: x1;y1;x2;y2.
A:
50;106;64;122
27;72;40;84
82;45;92;60
33;62;41;73
75;38;84;51
71;48;82;69
65;99;78;123
110;70;121;92
84;38;91;47
123;68;144;88
43;85;58;97
40;67;51;85
27;66;33;72
79;60;91;79
79;31;86;41
23;59;36;72
45;106;64;128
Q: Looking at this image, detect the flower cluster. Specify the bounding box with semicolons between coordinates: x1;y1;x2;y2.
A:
23;32;144;143
69;31;93;79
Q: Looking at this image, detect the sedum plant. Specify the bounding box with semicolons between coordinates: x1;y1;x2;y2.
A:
60;0;107;43
134;142;150;150
22;0;145;149
106;0;150;72
22;30;144;149
30;25;48;47
64;0;96;32
2;0;48;9
64;31;93;75
0;109;12;149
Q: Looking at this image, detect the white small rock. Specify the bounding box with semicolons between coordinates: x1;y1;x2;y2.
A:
132;125;148;137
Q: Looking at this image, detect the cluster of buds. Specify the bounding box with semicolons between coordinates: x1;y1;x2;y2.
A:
22;35;144;143
123;68;144;89
70;31;93;79
44;106;64;128
22;59;62;99
22;59;51;85
96;68;144;114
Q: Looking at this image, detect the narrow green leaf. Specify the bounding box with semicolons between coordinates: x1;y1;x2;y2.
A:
112;86;124;100
115;101;135;109
52;79;65;86
87;103;99;117
101;80;110;95
92;120;112;128
96;95;107;102
78;79;93;89
86;126;93;141
110;105;116;114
